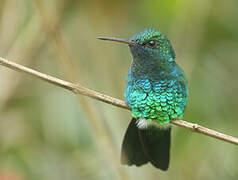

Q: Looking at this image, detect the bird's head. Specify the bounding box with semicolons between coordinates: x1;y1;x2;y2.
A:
98;28;176;71
129;28;175;62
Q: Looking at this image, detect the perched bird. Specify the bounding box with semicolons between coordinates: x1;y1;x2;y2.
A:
98;28;188;171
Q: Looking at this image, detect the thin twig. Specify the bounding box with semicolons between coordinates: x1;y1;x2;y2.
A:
0;56;237;145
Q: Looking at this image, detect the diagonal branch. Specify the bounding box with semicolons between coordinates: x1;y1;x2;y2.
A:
0;56;237;145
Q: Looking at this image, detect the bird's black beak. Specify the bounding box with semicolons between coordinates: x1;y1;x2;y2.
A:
98;37;136;46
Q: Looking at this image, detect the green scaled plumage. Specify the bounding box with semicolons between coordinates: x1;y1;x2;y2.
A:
125;28;188;125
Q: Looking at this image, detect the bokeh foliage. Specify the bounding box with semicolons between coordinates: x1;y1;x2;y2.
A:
0;0;238;179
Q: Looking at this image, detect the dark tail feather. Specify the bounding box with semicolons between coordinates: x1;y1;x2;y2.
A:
121;118;149;166
139;124;171;170
121;118;171;171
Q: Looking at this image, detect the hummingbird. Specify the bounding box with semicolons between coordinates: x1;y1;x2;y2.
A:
98;28;188;171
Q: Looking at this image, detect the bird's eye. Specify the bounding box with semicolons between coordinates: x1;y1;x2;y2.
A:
146;40;157;48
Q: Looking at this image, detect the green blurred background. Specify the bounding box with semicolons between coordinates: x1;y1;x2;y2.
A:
0;0;238;179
